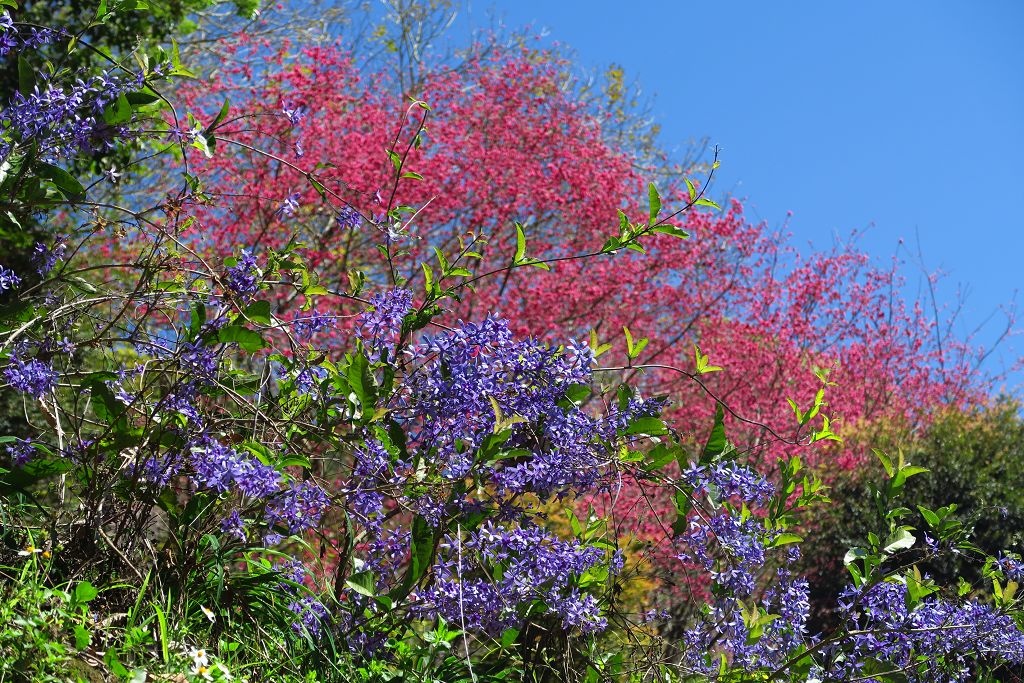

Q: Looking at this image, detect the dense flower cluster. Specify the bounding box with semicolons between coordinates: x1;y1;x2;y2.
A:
191;438;281;498
224;250;260;299
681;460;776;504
357;287;413;361
293;311;336;339
822;581;1024;681
337;205;362;230
420;521;609;634
4;438;35;467
401;316;607;490
1;66;149;161
3;347;58;398
264;480;331;535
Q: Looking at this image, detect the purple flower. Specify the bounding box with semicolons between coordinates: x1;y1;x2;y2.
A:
0;12;60;57
225;250;259;299
264;480;331;535
996;552;1024;582
337;205;362;230
293;311;336;339
275;192;301;219
0;265;21;291
283;102;307;126
31;239;66;276
190;438;280;498
179;340;219;384
682;460;775;505
5;439;35;467
220;510;247;542
356;288;413;362
0;66;142;161
288;595;329;636
3;352;58;398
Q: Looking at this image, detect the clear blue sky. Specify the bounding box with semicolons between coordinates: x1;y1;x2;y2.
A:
455;1;1024;394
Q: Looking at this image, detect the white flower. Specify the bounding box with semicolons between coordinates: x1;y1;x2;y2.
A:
189;647;209;667
200;605;216;622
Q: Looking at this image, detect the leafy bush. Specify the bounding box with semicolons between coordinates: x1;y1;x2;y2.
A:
1;2;1023;682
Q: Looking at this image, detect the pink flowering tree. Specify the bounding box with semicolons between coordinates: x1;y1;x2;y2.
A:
168;34;1003;604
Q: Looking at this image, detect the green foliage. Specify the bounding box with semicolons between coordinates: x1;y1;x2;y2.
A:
804;400;1024;629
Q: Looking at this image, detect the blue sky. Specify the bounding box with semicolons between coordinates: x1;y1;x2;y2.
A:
456;1;1024;393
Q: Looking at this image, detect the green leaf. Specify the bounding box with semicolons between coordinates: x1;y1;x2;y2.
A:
74;581;99;604
873;449;894;478
771;533;803;547
694;197;721;210
103;93;132;125
562;384;591;405
694;345;723;374
684;177;697;203
514;222;527;263
645;444;678;471
37;163;85;201
208;98;230;132
17;55;34;95
917;505;940;528
125;89;160;106
217;325;266;352
672;490;692;535
883;527;917;554
701;404;728;462
623;326;648;360
345;571;377;597
74;624;91;650
191;132;212;158
652;224;690;239
843;547;868;566
625;416;668;436
188;301;206;340
421;262;434;293
500;628;520;648
647;182;661;225
243;300;272;325
386;149;402;171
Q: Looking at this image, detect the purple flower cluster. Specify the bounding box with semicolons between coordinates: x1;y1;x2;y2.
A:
224;250;259;299
3;350;58;398
823;581;1024;681
682;460;775;505
288;595;329;636
5;438;35;467
0;265;20;291
0;66;145;161
357;288;413;362
219;510;247;542
276;192;301;219
31;239;66;276
419;522;608;634
265;481;331;535
337;205;362;230
179;340;219;385
0;12;60;57
995;552;1024;582
294;365;327;398
282;102;307;127
293;311;336;339
402;317;631;495
190;438;280;498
